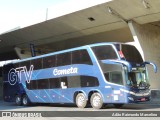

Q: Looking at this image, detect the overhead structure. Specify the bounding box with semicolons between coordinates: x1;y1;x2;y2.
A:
0;0;160;58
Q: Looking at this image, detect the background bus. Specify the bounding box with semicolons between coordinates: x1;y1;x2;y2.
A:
3;42;157;109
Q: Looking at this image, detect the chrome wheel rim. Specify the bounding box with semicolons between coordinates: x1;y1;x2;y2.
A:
77;95;85;107
16;96;20;104
93;95;101;107
23;97;27;105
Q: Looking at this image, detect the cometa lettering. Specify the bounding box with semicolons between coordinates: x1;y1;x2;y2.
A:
53;67;78;76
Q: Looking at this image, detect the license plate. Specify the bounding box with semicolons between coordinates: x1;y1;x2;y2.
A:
141;98;145;101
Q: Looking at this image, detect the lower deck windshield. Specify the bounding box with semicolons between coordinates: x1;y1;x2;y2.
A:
126;70;149;89
102;62;149;89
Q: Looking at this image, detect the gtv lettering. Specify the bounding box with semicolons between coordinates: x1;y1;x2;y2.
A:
8;65;34;85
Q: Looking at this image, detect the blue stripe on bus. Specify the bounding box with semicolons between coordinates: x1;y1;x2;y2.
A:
50;89;72;102
44;89;54;102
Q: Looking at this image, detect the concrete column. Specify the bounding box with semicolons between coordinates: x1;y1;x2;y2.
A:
128;21;160;89
128;21;144;60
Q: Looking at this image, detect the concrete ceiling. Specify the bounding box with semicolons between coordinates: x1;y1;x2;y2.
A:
0;0;160;59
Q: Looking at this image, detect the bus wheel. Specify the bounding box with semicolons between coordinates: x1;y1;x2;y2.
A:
114;104;124;108
15;95;22;106
90;93;103;109
76;93;87;108
22;95;30;106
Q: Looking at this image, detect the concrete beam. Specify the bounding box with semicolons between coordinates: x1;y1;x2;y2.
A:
128;21;160;89
14;47;31;59
128;21;144;60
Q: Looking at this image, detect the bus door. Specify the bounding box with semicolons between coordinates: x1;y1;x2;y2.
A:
108;71;125;103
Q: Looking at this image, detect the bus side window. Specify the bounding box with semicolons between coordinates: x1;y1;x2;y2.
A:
80;50;93;65
26;80;38;90
72;50;93;65
72;50;81;64
80;76;99;87
49;78;61;88
20;61;30;70
92;45;118;60
14;63;20;69
31;58;43;70
104;72;109;82
57;52;71;66
37;79;50;89
67;76;81;88
61;77;68;89
110;72;123;85
43;55;57;68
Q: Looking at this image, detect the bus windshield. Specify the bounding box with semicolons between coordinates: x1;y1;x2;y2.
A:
126;70;150;89
115;44;143;63
92;45;118;60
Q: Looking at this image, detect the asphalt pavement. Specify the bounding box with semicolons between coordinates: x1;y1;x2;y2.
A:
0;100;160;120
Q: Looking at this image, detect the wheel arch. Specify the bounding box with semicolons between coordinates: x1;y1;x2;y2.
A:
73;89;105;104
88;89;105;102
14;91;26;97
73;90;87;103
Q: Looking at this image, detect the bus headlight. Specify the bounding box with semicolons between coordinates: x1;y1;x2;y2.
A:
128;97;134;101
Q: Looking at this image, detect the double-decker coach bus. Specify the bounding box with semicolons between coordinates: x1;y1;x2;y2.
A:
3;42;157;109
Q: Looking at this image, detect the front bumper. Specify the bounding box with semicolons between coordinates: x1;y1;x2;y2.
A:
127;94;150;103
120;88;151;103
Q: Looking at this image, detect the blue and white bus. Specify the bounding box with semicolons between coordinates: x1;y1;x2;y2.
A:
3;42;157;109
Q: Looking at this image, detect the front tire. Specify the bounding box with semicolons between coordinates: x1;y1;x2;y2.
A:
76;93;87;108
15;95;22;106
90;93;103;109
22;95;30;106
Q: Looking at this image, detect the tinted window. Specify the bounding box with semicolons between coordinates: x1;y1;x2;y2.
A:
26;76;99;90
60;77;68;88
20;61;30;70
80;76;99;87
92;45;118;60
13;63;20;69
121;45;143;63
26;80;38;90
57;52;71;66
104;73;109;81
111;72;123;85
67;76;81;88
72;50;92;65
104;72;123;85
49;78;60;88
37;79;49;89
31;58;43;70
43;55;57;68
